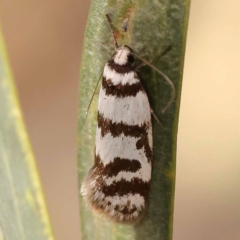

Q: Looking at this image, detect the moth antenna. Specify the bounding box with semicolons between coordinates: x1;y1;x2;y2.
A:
82;72;103;127
135;45;172;70
83;52;117;128
135;54;175;113
106;14;119;49
154;45;172;62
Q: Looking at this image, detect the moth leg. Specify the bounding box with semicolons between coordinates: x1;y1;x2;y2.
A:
80;73;102;129
135;45;172;71
154;45;172;62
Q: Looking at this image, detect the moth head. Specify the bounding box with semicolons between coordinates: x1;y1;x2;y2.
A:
113;45;134;66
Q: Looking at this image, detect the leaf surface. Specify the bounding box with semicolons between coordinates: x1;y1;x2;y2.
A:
78;1;190;239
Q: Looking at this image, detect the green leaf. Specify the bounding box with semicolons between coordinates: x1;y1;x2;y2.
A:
0;28;54;240
78;1;190;239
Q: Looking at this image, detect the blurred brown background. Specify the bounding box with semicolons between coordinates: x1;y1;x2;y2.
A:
0;1;240;240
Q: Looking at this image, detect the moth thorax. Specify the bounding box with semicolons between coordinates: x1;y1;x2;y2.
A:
113;45;134;66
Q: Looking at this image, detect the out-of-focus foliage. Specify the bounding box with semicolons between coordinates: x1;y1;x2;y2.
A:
0;28;54;240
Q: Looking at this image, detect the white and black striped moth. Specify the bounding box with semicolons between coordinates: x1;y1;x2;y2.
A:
81;14;174;224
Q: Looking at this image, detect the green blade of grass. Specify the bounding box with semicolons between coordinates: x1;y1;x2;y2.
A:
78;1;190;239
0;28;54;240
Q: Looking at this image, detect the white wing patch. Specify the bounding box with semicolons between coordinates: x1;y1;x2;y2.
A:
98;88;151;126
103;65;139;85
95;130;152;167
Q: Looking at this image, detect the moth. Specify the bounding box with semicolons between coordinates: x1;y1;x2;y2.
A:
81;14;174;224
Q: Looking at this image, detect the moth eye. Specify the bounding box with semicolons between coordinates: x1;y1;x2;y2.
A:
127;54;134;64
